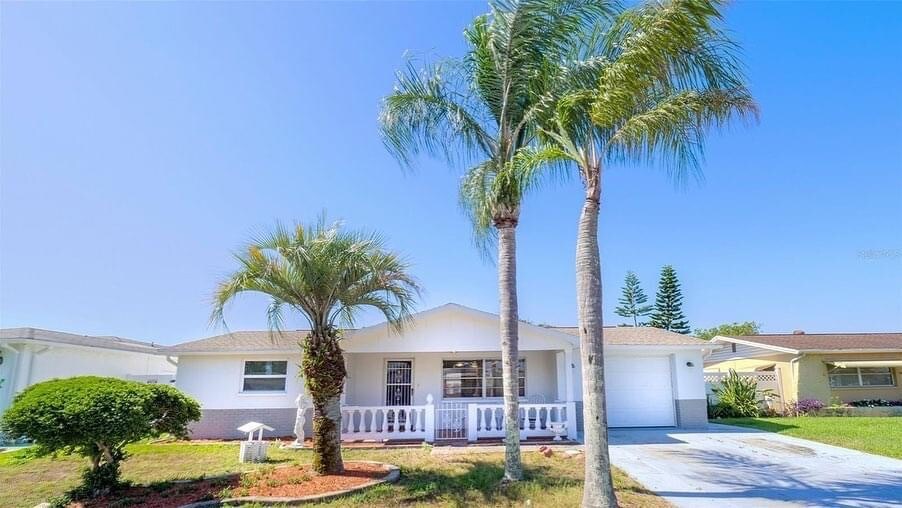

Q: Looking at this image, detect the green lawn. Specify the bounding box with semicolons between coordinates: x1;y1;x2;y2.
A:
718;417;902;459
0;442;667;508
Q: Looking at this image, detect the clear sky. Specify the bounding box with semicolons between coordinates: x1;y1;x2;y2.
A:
1;1;900;345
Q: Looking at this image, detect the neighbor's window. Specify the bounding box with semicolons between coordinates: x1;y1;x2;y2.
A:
442;359;526;398
242;360;288;392
829;367;894;388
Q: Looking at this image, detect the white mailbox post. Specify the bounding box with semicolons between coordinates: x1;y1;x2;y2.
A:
237;421;274;463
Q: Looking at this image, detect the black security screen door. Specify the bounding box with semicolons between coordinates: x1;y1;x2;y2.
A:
385;360;413;406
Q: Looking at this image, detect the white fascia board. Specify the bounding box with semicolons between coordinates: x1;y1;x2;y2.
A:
0;338;155;356
168;350;298;356
711;335;800;354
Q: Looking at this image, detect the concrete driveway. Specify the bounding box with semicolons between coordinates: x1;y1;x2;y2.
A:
609;424;902;507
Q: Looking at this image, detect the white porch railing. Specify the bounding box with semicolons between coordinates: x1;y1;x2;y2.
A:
337;396;578;443
468;402;578;442
340;394;435;442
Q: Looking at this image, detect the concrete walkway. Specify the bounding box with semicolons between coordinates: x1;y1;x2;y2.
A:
609;424;902;507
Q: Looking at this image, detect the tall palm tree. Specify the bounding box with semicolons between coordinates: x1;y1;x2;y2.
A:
531;0;758;505
380;0;611;481
212;218;420;474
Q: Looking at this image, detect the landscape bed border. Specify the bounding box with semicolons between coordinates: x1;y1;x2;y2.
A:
179;461;400;507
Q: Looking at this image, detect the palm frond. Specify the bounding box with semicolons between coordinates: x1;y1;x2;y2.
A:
212;217;421;336
606;85;758;184
380;59;495;169
592;0;748;129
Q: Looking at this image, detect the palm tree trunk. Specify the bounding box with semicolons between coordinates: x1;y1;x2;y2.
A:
302;329;346;474
311;394;344;474
578;168;617;507
497;220;523;481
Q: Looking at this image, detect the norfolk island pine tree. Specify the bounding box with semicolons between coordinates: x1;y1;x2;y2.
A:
649;264;692;334
615;271;653;326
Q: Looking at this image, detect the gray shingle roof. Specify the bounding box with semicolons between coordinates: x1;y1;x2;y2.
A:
164;330;311;353
552;326;710;346
0;327;162;354
165;324;708;354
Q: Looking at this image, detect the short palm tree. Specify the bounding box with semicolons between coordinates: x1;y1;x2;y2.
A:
380;0;610;481
530;0;758;505
212;219;420;474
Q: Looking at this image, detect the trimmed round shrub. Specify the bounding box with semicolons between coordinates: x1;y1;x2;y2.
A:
0;376;200;496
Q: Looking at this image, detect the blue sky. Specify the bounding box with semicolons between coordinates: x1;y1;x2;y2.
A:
1;1;900;344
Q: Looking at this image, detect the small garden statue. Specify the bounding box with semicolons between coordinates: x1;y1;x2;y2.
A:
291;391;312;447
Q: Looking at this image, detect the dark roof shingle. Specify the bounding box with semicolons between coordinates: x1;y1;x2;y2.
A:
723;333;902;352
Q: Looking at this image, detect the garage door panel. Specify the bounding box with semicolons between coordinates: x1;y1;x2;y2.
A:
605;356;675;427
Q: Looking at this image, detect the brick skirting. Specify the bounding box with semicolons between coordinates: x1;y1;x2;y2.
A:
189;408;301;440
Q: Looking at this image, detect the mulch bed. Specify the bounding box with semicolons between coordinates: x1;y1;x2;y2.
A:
71;462;391;508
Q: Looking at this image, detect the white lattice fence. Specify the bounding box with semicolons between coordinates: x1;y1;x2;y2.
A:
705;371;784;409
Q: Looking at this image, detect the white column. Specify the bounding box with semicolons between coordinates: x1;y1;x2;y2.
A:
564;347;575;402
12;345;34;395
555;351;566;401
424;394;435;443
565;402;578;441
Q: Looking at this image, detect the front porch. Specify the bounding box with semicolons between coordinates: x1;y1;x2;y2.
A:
339;396;579;443
339;347;581;444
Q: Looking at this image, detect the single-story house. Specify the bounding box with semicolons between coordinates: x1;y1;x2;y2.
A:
704;332;902;404
0;327;177;413
166;303;715;441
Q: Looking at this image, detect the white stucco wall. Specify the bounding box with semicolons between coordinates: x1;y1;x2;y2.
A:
669;349;707;399
29;347;174;382
175;348;706;410
0;343;176;413
175;354;303;410
345;350;559;406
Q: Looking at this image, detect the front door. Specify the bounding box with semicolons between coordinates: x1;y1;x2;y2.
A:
385;360;413;431
385;360;413;405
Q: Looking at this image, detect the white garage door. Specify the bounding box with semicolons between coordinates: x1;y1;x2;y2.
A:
605;356;676;427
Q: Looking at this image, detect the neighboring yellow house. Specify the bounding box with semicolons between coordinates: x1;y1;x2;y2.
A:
704;332;902;404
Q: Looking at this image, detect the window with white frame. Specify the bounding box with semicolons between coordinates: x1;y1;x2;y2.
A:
442;359;526;398
828;367;895;388
242;360;288;392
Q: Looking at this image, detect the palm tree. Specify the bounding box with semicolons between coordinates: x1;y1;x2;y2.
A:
380;0;610;482
530;0;758;505
211;218;420;474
